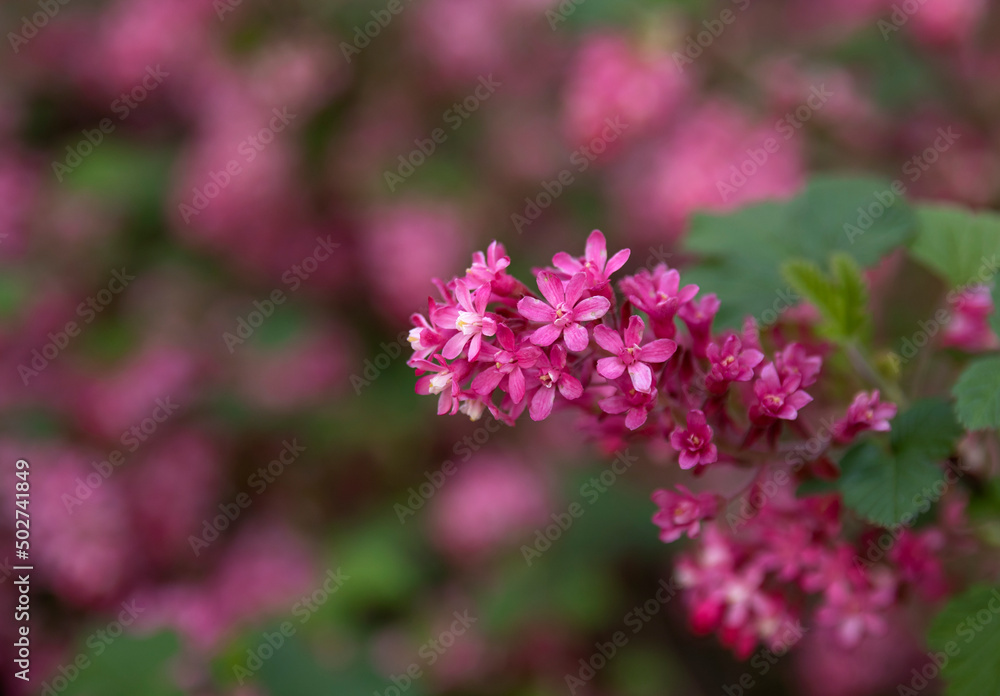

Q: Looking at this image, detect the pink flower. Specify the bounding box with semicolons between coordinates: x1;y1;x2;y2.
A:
750;363;813;422
669;409;718;469
598;376;658;430
414;356;472;415
773;343;822;389
408;308;446;363
471;324;543;404
705;335;764;394
517;271;610;351
679;293;720;358
438;281;499;361
619;264;699;338
465;241;515;293
833;390;897;443
529;344;584;421
594;315;676;392
551;229;630;289
942;286;999;352
651;485;718;543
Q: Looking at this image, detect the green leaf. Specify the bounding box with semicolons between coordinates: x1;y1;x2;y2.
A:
254;635;393;696
953;357;1000;431
683;202;789;328
782;259;838;318
789;177;916;266
838;442;941;527
796;478;839;498
838;399;960;526
911;204;1000;287
64;632;183;696
927;585;1000;696
781;253;870;342
890;398;964;459
684;176;916;327
830;253;870;340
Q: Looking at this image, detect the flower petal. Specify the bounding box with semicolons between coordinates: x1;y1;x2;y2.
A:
563;323;589;352
442;331;471;359
517;297;557;322
638;339;677;363
586;229;608;268
599;395;630;415
628;361;653;393
625;315;645;346
597;356;626;380
565;272;588;306
557;374;584;400
536;271;564;306
573;295;611;321
472;367;504;395
552;251;582;276
467;332;483;361
508;366;526;403
605;248;630;276
529;385;556;421
593;324;625;353
625;407;649;430
473;283;492;314
530;323;562;346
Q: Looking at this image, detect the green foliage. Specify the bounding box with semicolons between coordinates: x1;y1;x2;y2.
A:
953;357;1000;431
684;176;916;327
910;204;1000;288
927;585;1000;696
782;253;869;342
63;632;183;696
255;636;393;696
838;399;962;526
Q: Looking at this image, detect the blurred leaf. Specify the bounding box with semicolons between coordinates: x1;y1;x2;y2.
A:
64;632;183;696
831;253;870;340
832;31;939;109
890;398;964;458
838;399;961;526
255;635;397;696
911;205;1000;288
953;357;1000;431
795;477;838;498
332;518;426;611
788;176;916;266
62;139;172;212
685;176;916;327
0;273;27;319
559;0;703;29
927;585;1000;696
683;202;789;328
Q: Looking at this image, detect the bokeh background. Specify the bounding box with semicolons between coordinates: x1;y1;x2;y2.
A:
1;0;999;694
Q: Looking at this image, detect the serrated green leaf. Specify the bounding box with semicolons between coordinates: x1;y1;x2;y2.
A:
684;176;915;328
783;259;838;316
927;585;1000;696
953;357;1000;431
839;441;942;527
782;253;870;342
911;205;1000;288
838;399;960;526
890;398;963;458
830;253;869;339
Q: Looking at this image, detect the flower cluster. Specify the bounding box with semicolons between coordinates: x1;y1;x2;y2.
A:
409;230;825;438
407;231;962;660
